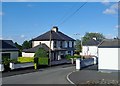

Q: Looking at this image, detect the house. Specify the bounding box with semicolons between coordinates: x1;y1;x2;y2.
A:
22;26;75;61
81;38;100;57
98;39;120;72
0;40;19;62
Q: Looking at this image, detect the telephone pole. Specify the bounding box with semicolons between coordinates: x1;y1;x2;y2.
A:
49;30;52;66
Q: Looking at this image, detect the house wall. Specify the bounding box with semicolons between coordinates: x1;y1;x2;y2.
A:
0;51;18;63
98;48;119;71
22;52;35;57
32;41;54;50
82;46;98;56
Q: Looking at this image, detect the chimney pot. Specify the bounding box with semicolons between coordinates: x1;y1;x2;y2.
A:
52;26;58;32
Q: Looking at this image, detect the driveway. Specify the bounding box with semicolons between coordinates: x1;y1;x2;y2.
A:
2;64;75;84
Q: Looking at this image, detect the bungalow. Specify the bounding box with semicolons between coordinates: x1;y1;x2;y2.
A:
0;40;19;62
81;38;100;57
0;40;19;71
98;39;120;72
22;26;75;61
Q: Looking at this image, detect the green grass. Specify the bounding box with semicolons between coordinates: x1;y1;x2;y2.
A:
18;57;34;63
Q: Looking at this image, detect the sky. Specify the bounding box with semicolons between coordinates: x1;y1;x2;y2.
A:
1;1;119;44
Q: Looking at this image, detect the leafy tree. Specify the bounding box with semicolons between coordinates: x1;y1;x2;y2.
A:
82;32;105;45
22;40;32;49
75;39;82;54
34;48;48;58
15;42;22;56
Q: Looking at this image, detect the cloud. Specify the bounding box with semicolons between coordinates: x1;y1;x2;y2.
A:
0;12;4;16
101;0;110;6
103;3;118;14
115;25;120;29
20;35;25;38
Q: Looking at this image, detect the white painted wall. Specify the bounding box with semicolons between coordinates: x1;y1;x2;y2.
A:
10;52;19;59
32;41;54;50
82;46;98;56
22;52;35;57
0;51;18;61
98;48;119;71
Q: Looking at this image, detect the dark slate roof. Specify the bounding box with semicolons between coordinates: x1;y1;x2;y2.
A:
0;40;19;52
22;43;50;53
32;30;75;41
83;39;100;46
98;39;120;48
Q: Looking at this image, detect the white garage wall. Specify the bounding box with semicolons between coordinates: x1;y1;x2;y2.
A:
22;52;35;57
98;48;119;71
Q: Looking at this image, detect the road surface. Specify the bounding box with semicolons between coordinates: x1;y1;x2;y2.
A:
2;64;75;84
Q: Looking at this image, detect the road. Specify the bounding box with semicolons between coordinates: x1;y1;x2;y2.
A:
2;64;75;84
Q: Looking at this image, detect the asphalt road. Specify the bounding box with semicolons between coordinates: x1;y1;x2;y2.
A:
2;64;75;84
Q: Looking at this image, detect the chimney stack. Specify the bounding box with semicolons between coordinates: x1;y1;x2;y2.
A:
93;37;97;40
52;26;58;32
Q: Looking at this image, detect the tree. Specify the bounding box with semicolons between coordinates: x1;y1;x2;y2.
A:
82;32;105;45
14;42;22;56
34;48;48;58
75;39;82;54
22;40;32;49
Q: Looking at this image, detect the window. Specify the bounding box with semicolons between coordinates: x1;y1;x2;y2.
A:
67;41;69;48
60;41;62;48
72;41;74;48
68;51;71;55
54;41;57;48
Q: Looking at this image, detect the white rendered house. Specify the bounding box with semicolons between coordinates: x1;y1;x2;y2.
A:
22;26;75;61
81;38;100;57
98;39;120;72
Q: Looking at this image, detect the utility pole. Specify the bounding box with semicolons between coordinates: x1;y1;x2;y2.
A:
49;30;52;66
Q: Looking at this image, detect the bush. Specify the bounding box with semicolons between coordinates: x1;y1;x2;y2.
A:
9;59;20;64
38;58;48;65
34;48;48;58
18;57;34;63
65;55;81;60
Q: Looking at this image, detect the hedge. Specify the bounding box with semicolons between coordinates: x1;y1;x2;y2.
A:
18;57;48;65
18;57;34;63
38;58;48;65
65;55;81;60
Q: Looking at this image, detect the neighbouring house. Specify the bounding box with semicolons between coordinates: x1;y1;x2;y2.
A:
0;40;19;62
22;26;75;61
81;38;100;57
98;39;120;72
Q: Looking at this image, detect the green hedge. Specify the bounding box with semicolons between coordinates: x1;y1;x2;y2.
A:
38;58;48;65
65;55;81;60
18;57;34;63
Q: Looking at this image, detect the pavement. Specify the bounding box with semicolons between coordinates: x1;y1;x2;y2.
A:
2;64;75;84
68;65;119;84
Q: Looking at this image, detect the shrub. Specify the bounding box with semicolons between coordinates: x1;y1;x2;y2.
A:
34;48;48;58
65;55;81;60
18;57;34;63
38;58;48;65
